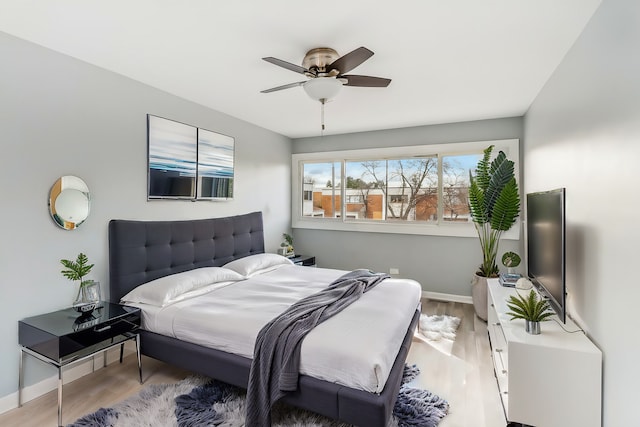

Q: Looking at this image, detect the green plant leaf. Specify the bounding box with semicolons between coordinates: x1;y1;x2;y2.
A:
475;145;493;192
60;253;94;285
505;290;553;322
468;174;488;225
490;178;521;231
483;152;515;220
501;251;521;268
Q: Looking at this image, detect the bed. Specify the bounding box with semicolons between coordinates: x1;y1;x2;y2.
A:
108;211;421;427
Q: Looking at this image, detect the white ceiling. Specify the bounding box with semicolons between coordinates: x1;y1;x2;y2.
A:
1;0;601;139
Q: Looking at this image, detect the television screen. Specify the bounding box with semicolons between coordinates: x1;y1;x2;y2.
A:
526;188;566;323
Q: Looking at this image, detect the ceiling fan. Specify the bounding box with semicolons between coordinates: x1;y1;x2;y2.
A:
260;46;391;103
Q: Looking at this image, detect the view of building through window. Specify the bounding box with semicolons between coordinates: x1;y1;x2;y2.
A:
302;162;342;218
301;154;481;224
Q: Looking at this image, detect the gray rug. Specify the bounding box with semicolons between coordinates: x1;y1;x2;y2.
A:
68;365;448;427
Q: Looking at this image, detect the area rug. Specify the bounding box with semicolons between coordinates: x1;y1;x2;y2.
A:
68;365;448;427
416;314;461;356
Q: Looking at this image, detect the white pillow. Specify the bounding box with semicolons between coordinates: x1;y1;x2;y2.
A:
120;267;245;307
223;253;293;277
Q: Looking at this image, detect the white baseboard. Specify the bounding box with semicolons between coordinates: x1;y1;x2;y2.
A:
422;291;473;304
0;343;135;415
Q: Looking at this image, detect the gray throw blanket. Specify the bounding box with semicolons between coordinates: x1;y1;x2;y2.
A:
245;269;390;427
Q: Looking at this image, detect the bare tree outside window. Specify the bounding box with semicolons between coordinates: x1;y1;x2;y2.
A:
442;154;481;222
344;169;377;218
358;158;437;221
301;152;481;224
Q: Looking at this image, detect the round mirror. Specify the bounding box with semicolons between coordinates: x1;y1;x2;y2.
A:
49;176;90;230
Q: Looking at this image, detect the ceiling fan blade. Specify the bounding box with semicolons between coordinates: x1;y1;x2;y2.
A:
328;47;374;74
260;81;306;93
262;57;309;75
341;75;391;87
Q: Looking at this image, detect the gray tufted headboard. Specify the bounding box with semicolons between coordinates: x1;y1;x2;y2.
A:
108;211;264;303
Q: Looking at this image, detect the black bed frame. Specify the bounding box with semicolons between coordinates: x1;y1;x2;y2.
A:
108;211;420;427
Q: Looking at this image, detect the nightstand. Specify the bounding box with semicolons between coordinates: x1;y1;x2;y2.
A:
288;254;316;267
18;302;142;427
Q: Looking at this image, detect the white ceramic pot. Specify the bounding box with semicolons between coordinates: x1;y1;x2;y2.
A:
471;273;488;321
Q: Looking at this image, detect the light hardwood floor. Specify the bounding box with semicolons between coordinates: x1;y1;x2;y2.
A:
1;299;504;427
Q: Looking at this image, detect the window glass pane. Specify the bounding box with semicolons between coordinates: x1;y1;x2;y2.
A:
386;157;438;222
292;139;519;238
302;162;342;218
345;160;385;220
442;153;482;222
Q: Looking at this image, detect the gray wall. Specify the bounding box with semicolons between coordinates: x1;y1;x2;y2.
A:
292;117;524;296
0;32;291;398
523;0;638;424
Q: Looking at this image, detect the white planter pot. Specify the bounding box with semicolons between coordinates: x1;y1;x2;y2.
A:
471;273;488;321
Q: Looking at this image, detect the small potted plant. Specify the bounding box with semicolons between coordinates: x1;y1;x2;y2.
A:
61;253;100;314
501;251;521;275
505;289;554;334
280;233;294;257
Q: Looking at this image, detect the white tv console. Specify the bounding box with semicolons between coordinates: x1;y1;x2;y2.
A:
487;279;602;427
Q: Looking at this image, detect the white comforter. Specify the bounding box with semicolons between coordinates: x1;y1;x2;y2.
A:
136;265;422;393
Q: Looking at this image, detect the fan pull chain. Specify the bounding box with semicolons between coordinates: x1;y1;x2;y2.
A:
320;99;326;136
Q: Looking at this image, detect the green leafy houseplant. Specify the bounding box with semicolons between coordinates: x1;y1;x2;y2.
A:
501;251;521;269
281;233;294;255
506;290;555;323
60;253;94;288
468;145;521;278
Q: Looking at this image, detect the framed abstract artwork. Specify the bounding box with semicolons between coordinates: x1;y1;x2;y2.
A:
147;115;234;200
196;128;234;199
147;115;197;199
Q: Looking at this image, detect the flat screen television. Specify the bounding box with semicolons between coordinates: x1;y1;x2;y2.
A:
526;188;566;323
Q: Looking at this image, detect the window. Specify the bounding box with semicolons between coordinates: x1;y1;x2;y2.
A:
292;139;520;239
302;162;342;218
441;154;481;223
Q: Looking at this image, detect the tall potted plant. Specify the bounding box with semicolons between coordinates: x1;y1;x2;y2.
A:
468;145;520;320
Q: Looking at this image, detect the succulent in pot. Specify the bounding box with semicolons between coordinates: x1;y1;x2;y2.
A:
505;289;555;334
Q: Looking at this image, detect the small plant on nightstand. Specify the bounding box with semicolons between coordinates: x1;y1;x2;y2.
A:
60;253;94;286
506;289;554;334
60;253;99;314
281;233;294;256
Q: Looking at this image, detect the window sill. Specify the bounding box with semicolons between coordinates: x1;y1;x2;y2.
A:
292;217;521;240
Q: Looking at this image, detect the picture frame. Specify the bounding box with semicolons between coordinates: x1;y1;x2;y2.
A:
147;115;234;200
196;128;234;200
147;115;197;199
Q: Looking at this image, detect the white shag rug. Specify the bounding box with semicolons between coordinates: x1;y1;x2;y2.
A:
416;314;461;356
418;314;461;341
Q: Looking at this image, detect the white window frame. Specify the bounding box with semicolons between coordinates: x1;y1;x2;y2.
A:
292;138;520;239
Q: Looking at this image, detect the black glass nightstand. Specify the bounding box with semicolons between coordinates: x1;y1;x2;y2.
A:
18;302;141;426
288;255;316;267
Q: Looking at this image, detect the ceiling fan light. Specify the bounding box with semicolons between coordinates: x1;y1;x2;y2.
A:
303;77;343;101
